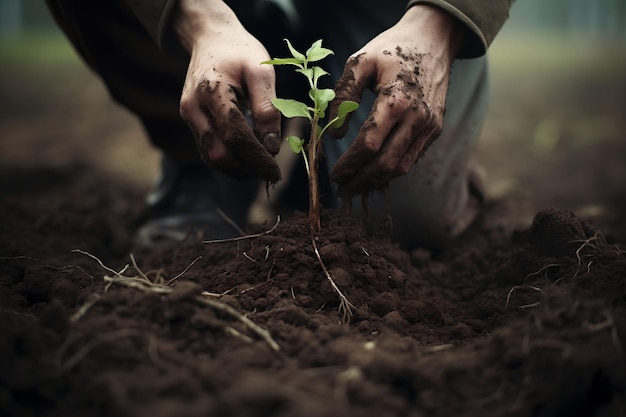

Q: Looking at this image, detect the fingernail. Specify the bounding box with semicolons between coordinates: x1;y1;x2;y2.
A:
263;132;281;155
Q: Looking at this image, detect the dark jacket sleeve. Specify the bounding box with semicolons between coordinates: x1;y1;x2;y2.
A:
123;0;183;57
406;0;515;58
124;0;513;59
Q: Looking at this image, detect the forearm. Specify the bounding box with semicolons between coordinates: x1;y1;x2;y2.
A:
173;0;241;53
123;0;244;58
402;4;468;63
406;0;515;58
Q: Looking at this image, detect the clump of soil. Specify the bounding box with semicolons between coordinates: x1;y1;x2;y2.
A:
1;166;625;417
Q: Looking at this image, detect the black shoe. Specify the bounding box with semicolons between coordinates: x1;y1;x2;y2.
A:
134;158;244;248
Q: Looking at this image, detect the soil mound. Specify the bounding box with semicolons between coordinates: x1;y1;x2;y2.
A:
1;167;625;417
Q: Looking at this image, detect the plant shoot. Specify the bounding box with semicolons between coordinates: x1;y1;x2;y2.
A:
262;39;358;231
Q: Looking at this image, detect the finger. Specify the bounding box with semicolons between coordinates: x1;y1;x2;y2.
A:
327;53;373;138
219;105;282;182
331;89;442;196
184;79;281;182
246;64;282;155
329;87;401;185
334;118;416;196
206;80;281;182
395;124;442;174
180;80;245;174
389;99;442;175
198;130;253;178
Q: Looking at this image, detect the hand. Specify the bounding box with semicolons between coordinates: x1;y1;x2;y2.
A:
327;5;466;196
174;0;281;182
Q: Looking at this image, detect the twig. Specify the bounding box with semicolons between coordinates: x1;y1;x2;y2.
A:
103;275;171;293
524;263;560;282
505;285;545;310
243;252;258;263
519;301;542;310
168;256;203;284
202;216;280;244
224;326;255;344
74;251;280;352
216;208;246;236
0;255;94;279
571;233;600;280
129;253;152;284
103;274;280;352
196;296;279;351
71;249;127;277
200;289;232;298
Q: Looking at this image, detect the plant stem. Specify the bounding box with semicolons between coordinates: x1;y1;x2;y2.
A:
307;114;321;232
301;149;310;177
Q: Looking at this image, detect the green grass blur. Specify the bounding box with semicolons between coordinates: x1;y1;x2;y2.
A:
489;33;626;76
0;31;78;67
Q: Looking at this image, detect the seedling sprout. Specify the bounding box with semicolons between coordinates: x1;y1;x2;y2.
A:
262;39;358;231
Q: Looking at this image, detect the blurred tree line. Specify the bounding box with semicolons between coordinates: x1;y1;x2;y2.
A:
1;0;625;38
507;0;625;37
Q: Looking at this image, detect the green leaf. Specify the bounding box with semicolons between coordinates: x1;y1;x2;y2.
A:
286;136;305;154
284;39;306;62
311;66;329;86
261;57;303;67
310;88;336;117
306;39;334;63
296;67;314;83
271;98;311;120
329;100;359;128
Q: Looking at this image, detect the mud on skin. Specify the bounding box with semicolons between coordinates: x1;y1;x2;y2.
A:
330;46;442;197
193;79;281;183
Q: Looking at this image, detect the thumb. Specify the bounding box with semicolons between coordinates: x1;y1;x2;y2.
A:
247;65;282;155
328;54;371;138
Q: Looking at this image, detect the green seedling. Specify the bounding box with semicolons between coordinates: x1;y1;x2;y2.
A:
262;39;358;232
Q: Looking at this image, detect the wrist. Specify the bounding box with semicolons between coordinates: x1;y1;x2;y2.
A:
404;4;467;62
173;0;240;52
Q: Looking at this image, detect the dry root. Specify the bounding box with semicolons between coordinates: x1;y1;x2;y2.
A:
524;263;561;282
568;231;622;281
202;215;280;244
311;235;355;323
0;255;94;279
71;250;280;354
505;285;545;310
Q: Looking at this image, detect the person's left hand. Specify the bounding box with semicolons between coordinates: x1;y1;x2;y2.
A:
327;5;466;196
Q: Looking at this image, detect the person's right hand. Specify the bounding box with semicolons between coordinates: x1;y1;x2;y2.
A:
174;0;281;183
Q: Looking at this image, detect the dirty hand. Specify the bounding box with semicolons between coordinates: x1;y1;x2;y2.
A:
327;5;466;196
174;0;281;182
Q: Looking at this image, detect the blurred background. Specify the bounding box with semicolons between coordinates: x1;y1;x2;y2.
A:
1;0;625;231
2;0;624;39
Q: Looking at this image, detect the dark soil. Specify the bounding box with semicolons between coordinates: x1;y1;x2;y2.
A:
2;34;626;417
1;163;625;417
